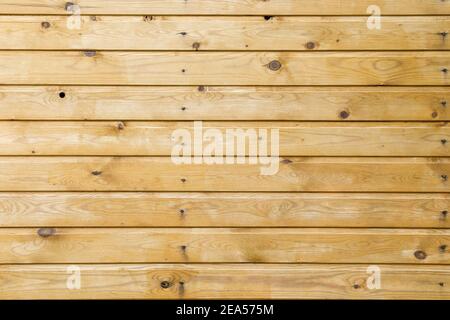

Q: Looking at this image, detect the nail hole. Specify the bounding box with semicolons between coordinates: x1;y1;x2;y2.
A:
432;111;439;118
192;42;200;50
441;101;447;108
352;284;361;289
181;107;187;111
441;139;448;145
181;178;187;183
442;175;448;182
179;209;185;215
264;16;273;21
41;21;50;29
59;92;66;99
439;245;447;253
439;282;445;287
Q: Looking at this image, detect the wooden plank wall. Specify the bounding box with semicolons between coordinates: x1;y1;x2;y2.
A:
0;0;449;300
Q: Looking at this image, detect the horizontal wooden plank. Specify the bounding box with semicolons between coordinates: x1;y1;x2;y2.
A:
0;52;448;85
1;192;449;228
0;0;448;15
0;157;448;192
1;122;448;156
1;228;449;264
1;86;449;121
1;16;449;50
1;264;450;299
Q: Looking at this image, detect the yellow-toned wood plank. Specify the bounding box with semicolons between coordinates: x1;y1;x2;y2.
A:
1;192;448;228
0;157;447;192
1;264;450;300
0;122;448;156
0;0;448;15
0;228;449;264
1;16;449;50
1;86;448;121
0;51;448;85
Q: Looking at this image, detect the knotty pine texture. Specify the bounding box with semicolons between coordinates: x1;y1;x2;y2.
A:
1;16;449;51
0;121;447;156
0;51;448;85
0;0;449;300
0;228;449;264
0;157;448;192
0;86;448;121
0;0;448;15
0;264;449;300
0;193;448;228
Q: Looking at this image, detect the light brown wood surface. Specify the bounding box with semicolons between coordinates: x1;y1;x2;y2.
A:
0;0;448;15
0;228;448;264
0;51;448;85
0;264;449;300
1;192;448;228
1;16;449;50
0;0;448;301
0;121;447;156
1;86;448;121
0;157;448;192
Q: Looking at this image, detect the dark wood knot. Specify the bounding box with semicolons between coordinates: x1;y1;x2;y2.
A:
439;244;447;253
305;42;316;50
65;2;75;11
339;110;350;119
160;281;172;289
84;51;96;57
41;21;51;29
268;60;282;71
414;250;427;260
38;228;56;238
117;122;125;130
192;42;201;50
91;170;102;176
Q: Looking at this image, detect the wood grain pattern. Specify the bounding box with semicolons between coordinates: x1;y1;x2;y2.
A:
1;264;450;300
1;16;449;50
0;121;448;156
1;192;448;228
0;51;448;85
0;0;448;15
1;228;449;264
1;86;448;121
0;157;448;192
